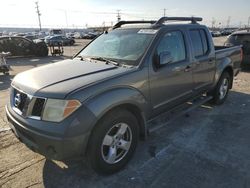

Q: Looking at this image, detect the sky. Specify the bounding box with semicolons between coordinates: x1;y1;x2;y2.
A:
0;0;249;28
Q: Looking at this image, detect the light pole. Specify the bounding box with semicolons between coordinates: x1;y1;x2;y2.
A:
35;2;42;31
248;16;250;28
117;10;121;22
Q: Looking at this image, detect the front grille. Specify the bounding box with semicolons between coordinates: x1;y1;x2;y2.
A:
31;98;45;116
13;88;28;112
11;87;46;119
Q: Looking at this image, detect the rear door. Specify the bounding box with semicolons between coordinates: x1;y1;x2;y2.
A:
149;30;194;114
189;29;215;91
11;37;33;56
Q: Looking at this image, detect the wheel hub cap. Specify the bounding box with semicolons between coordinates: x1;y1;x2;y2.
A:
101;123;132;164
219;78;229;100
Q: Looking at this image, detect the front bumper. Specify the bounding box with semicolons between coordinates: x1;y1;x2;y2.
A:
5;105;92;160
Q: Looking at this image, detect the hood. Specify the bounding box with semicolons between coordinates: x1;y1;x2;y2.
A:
12;59;132;98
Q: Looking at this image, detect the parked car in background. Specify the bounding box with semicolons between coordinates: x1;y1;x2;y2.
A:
225;30;250;66
13;33;26;37
73;32;83;39
220;29;232;36
49;29;64;36
82;32;98;39
210;31;221;37
0;36;48;57
66;33;75;39
24;35;38;40
45;35;75;46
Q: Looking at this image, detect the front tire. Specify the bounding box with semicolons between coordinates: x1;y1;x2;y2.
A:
87;109;139;174
209;72;231;105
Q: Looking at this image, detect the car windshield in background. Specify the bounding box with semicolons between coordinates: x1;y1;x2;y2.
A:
227;34;250;44
78;29;156;66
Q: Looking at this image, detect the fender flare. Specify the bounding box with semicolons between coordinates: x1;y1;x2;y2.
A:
84;87;150;138
213;57;234;88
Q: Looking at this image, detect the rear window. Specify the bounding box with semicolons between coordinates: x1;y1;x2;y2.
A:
190;30;206;57
200;30;209;54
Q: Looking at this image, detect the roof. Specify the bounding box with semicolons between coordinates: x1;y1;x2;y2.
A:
232;30;250;35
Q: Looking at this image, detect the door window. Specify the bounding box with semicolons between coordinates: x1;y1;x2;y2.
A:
190;29;209;57
190;30;203;57
157;31;186;63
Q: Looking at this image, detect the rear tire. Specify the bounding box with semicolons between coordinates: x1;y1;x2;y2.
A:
209;71;231;105
87;109;139;174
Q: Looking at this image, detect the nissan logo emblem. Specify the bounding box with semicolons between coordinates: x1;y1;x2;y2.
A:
14;93;21;107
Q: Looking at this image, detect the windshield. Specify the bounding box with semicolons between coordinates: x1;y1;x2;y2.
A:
78;29;156;66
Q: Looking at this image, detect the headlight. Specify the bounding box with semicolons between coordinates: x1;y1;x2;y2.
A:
42;99;81;122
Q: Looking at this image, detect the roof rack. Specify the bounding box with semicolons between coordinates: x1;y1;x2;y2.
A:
112;17;203;29
113;20;156;29
155;17;203;25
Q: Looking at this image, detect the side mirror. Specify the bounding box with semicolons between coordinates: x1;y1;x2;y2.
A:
155;51;173;68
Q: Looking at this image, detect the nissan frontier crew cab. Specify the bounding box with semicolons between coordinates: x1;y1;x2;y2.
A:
6;17;242;174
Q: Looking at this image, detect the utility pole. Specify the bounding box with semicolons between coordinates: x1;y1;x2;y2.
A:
248;16;250;28
163;8;166;17
64;10;69;28
211;18;216;29
35;2;41;31
226;16;231;28
117;10;121;22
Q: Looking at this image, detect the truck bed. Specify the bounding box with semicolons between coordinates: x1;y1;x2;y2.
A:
215;45;242;76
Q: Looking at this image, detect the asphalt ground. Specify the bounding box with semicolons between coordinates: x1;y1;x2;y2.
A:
1;37;250;188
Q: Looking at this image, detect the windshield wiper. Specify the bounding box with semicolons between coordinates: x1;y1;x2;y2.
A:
90;57;119;66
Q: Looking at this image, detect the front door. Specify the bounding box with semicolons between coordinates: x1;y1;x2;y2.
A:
149;30;194;114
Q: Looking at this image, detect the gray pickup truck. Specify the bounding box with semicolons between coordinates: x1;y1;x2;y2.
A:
6;17;242;174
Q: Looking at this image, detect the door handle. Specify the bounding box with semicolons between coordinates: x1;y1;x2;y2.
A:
184;65;192;72
208;58;214;64
173;67;182;72
195;61;200;65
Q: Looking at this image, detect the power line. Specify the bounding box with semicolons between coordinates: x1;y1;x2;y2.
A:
35;1;42;31
163;8;166;17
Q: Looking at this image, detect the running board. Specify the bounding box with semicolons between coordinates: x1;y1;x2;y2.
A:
147;95;213;134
